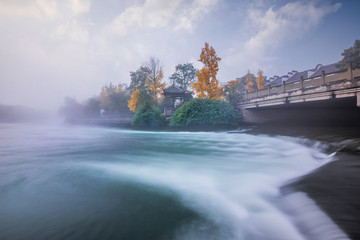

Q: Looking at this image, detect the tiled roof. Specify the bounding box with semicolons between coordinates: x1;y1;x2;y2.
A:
163;85;185;94
310;63;340;78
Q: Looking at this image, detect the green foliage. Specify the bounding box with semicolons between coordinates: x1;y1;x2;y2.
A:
169;63;197;90
169;99;241;128
128;66;152;93
131;102;165;128
337;39;360;70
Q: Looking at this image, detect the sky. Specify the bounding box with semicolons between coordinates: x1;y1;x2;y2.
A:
0;0;359;109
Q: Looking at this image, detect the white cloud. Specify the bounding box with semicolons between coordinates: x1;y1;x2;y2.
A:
36;0;57;19
55;19;93;43
70;0;90;15
109;0;218;37
221;0;341;78
245;1;341;57
175;0;218;31
0;0;57;19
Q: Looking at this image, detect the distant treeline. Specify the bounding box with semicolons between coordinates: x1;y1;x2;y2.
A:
0;104;48;123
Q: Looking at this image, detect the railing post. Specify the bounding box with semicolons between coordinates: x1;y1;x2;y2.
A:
300;76;304;91
268;85;271;95
282;81;286;93
321;70;326;85
348;63;356;87
348;63;353;80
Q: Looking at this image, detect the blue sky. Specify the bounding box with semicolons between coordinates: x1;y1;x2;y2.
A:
0;0;359;109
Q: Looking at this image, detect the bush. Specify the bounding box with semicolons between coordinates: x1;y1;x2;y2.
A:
131;103;165;128
169;99;241;129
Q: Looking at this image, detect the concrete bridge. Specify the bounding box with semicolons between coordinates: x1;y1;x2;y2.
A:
238;65;360;126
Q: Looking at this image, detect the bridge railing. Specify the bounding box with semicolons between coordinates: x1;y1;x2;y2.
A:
241;64;360;101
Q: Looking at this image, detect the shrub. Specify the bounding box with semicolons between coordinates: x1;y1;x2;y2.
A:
169;99;241;129
131;103;165;128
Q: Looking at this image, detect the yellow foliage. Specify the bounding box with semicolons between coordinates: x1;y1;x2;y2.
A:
256;70;265;90
192;42;222;99
128;88;139;112
146;67;166;102
245;71;254;93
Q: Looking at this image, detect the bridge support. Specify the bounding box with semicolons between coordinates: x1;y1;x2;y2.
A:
357;92;360;107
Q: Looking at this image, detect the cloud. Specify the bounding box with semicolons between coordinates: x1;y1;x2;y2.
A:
109;0;218;37
55;19;93;43
36;0;57;19
70;0;90;15
245;1;341;57
175;0;218;32
0;0;57;19
221;0;341;79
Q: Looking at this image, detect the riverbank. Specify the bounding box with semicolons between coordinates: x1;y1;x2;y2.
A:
246;126;360;240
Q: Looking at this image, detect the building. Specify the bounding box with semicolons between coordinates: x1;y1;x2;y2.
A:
162;85;190;116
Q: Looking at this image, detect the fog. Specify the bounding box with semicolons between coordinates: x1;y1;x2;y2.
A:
0;0;357;110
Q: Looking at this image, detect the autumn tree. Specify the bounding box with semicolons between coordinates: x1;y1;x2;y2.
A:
245;71;255;93
128;88;139;112
128;87;155;112
146;57;167;103
256;70;266;91
170;63;197;90
192;42;222;99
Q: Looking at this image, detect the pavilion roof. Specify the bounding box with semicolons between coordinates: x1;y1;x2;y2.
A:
163;85;186;94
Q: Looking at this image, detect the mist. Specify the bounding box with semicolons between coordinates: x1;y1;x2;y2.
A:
1;0;356;110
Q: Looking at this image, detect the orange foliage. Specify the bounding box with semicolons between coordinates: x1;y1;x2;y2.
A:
128;88;139;112
191;42;222;99
245;71;254;93
256;70;265;90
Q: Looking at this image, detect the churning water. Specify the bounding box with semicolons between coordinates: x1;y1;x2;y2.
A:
0;123;349;240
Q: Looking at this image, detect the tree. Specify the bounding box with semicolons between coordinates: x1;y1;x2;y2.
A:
83;97;101;117
337;39;360;70
169;99;241;129
245;71;254;93
131;101;165;128
192;42;222;99
224;80;242;107
256;69;266;91
128;66;152;93
98;83;131;116
169;63;197;90
59;97;84;122
146;57;167;103
128;87;155;112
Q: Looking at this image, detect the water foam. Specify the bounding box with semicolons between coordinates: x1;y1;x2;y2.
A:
86;131;349;240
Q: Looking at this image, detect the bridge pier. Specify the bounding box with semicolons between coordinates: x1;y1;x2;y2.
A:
357;92;360;107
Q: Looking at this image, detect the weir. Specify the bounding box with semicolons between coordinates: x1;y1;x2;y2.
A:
238;65;360;126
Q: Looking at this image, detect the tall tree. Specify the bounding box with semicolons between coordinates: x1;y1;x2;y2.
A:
98;83;131;115
245;71;254;93
128;88;154;112
192;42;222;99
128;66;152;93
337;39;360;70
146;57;167;103
169;63;197;90
256;69;265;90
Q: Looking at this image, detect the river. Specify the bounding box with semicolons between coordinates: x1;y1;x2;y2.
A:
0;123;350;240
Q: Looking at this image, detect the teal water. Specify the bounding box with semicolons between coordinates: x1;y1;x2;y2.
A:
0;123;348;240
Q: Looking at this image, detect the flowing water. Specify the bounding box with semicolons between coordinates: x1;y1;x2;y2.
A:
0;123;349;240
